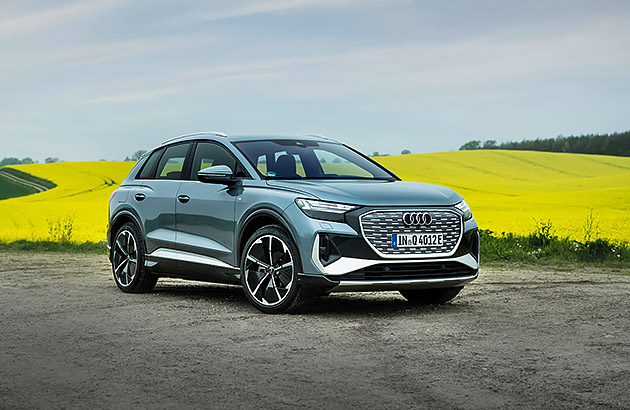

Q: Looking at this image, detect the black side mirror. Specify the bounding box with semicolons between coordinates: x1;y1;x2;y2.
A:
197;165;234;184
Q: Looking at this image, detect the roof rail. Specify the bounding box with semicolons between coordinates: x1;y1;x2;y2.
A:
300;134;329;140
161;131;227;145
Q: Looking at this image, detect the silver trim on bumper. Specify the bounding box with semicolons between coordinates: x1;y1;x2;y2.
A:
329;271;478;292
314;247;478;276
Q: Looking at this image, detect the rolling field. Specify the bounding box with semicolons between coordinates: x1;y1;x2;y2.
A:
0;167;56;200
0;161;134;243
0;150;628;243
0;173;38;200
378;150;630;243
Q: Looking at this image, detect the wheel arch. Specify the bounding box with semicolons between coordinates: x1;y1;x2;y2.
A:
236;208;299;266
109;210;144;258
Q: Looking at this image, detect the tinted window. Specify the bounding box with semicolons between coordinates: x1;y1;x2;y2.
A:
136;149;163;180
234;140;396;180
155;143;191;180
191;143;236;175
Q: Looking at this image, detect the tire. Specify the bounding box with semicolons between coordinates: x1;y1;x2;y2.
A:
111;222;158;293
399;287;463;304
240;225;309;314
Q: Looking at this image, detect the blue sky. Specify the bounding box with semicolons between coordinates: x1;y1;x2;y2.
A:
1;0;629;161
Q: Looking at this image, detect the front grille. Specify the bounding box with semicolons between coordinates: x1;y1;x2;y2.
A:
339;262;477;281
360;209;462;257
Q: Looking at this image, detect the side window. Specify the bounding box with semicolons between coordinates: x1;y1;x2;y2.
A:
190;142;238;179
136;149;163;179
155;143;191;180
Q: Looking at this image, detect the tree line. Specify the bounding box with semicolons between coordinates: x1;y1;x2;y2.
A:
459;130;630;157
1;150;147;167
0;157;60;167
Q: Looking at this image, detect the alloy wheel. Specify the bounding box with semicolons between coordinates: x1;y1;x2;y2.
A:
113;229;138;287
244;234;295;307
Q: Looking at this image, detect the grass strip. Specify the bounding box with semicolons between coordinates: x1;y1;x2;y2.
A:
480;229;629;268
0;240;106;254
0;167;57;190
1;229;628;271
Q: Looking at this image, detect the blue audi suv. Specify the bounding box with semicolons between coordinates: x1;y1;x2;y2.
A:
108;132;479;313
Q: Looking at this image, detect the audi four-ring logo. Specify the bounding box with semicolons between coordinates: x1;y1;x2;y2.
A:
402;212;432;226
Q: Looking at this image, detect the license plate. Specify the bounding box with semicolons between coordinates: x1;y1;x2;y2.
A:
392;233;443;248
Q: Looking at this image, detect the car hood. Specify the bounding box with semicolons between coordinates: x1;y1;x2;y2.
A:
266;180;462;206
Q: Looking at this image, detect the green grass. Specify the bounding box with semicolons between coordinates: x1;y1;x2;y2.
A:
0;173;38;199
0;167;57;200
1;167;56;189
0;240;106;254
480;226;630;269
1;217;628;269
1;230;628;273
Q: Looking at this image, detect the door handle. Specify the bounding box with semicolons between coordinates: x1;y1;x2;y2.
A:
134;193;146;201
177;195;190;204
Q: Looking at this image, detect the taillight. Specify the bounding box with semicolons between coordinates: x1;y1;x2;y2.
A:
109;189;118;202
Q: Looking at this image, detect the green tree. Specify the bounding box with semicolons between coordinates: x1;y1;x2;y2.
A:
458;130;630;156
0;157;21;167
459;140;481;150
126;150;147;161
131;150;147;161
401;149;411;155
483;140;498;149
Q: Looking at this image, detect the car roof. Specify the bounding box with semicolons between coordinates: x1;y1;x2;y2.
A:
159;132;340;147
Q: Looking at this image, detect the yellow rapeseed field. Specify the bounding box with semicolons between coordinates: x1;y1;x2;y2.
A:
0;161;134;243
377;150;630;243
0;150;628;243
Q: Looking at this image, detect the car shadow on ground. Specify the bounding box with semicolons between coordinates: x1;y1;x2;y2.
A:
144;280;468;316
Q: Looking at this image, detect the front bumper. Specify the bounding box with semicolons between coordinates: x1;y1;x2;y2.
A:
298;268;478;293
283;203;480;292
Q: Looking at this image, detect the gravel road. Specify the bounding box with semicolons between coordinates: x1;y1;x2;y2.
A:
0;251;628;410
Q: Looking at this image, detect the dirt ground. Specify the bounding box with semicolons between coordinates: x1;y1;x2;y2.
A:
0;251;628;410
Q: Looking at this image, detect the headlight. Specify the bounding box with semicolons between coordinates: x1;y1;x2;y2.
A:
295;198;358;222
454;200;473;221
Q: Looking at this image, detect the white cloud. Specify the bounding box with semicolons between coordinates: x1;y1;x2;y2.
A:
0;0;128;38
0;35;214;72
193;0;405;21
85;16;630;106
88;72;285;104
89;87;182;104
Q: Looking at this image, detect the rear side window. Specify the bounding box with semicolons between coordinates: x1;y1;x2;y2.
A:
155;143;191;180
136;149;163;180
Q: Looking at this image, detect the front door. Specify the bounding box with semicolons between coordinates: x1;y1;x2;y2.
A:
175;142;241;281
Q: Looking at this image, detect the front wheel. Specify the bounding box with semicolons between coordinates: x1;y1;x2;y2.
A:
240;226;309;314
399;287;463;304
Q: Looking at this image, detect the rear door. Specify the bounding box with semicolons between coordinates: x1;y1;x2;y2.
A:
175;142;243;280
133;142;193;272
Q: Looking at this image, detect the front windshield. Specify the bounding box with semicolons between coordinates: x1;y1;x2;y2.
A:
233;139;397;180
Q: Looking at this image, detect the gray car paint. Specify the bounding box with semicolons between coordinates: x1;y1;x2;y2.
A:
266;180;462;206
108;134;479;289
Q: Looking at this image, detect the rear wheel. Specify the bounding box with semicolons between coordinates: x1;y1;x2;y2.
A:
241;225;309;313
399;287;463;304
111;222;157;293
